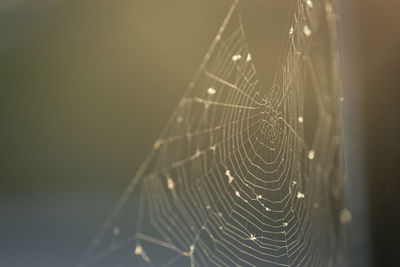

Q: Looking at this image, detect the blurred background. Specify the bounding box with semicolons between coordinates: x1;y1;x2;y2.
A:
0;0;399;266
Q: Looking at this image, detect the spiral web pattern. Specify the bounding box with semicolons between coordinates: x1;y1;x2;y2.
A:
80;0;347;266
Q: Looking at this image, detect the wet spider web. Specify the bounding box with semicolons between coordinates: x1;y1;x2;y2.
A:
79;0;348;266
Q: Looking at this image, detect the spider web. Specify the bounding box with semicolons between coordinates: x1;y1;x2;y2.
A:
79;0;348;266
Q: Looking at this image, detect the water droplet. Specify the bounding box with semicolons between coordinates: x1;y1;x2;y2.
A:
340;97;344;102
112;226;120;237
153;139;163;150
225;170;233;184
235;191;240;197
298;116;304;123
167;177;175;189
232;54;241;62
134;244;143;255
219;226;223;230
297;192;305;199
283;222;288;227
206;205;211;210
189;244;195;253
176;116;183;123
250;234;256;241
339;208;352;225
289;26;294;36
303;25;312;37
256;195;262;199
265;207;271;211
292;181;297;185
207;87;216;95
246;53;252;62
308;150;315;160
306;0;313;8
